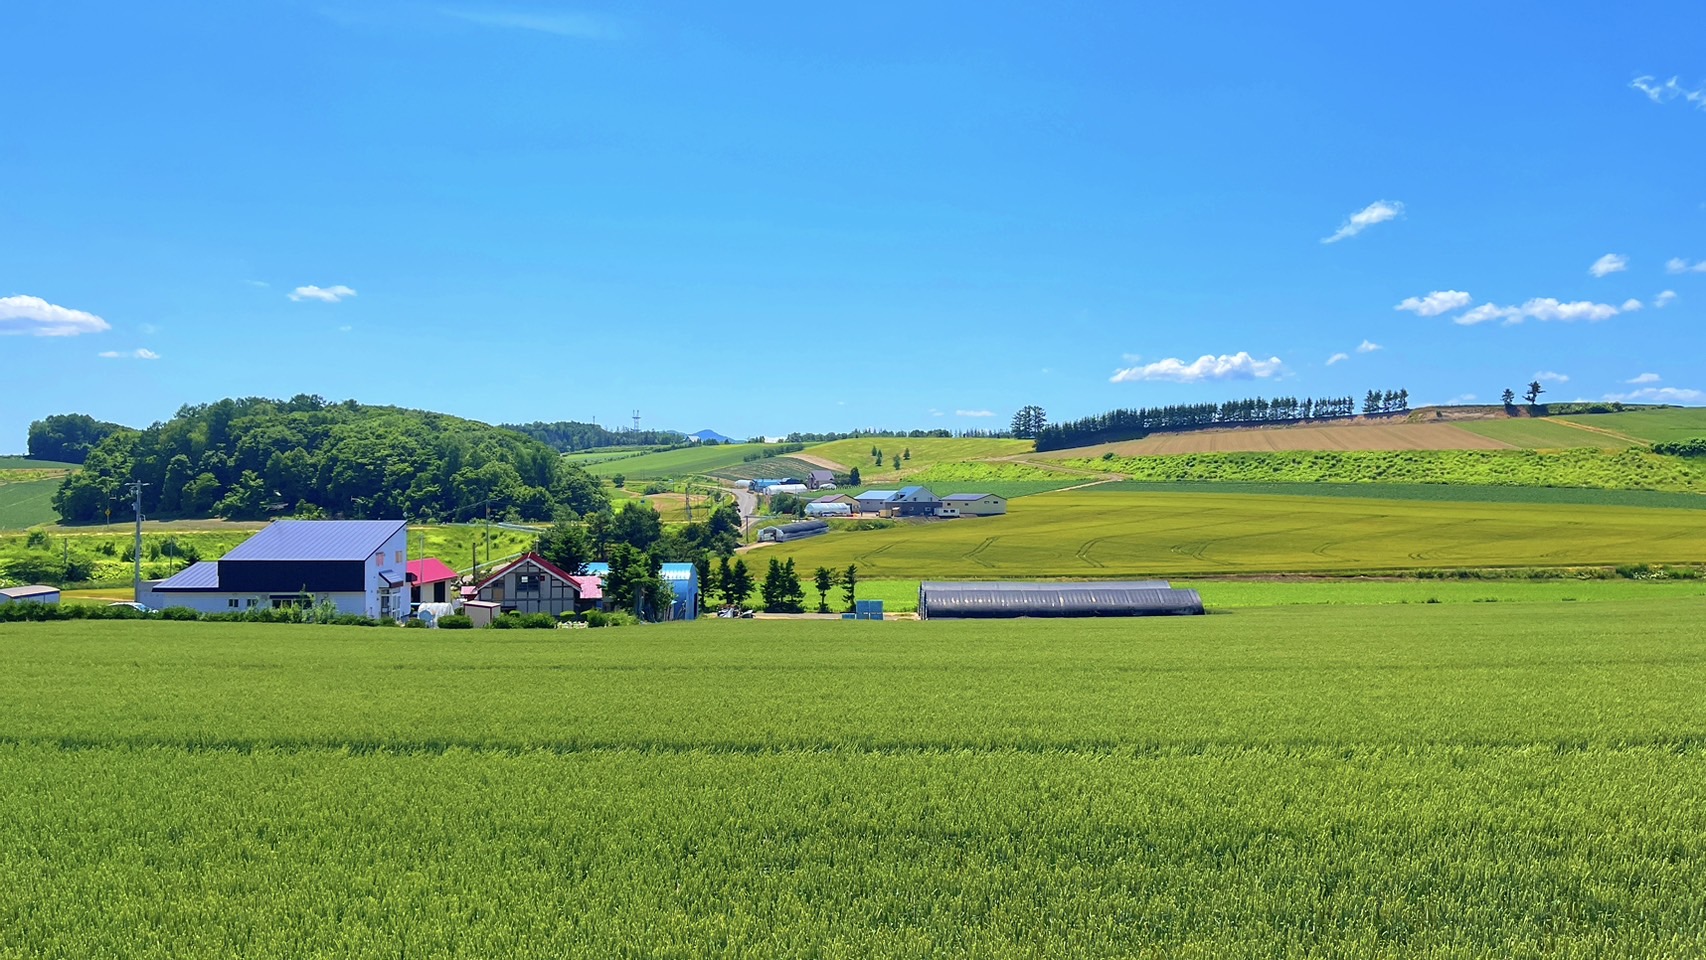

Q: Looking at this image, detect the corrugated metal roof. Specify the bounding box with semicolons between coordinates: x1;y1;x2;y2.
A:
808;470;834;480
898;486;936;499
856;490;899;500
222;520;406;562
0;584;60;599
153;561;222;590
660;563;697;581
918;581;1201;619
941;493;999;501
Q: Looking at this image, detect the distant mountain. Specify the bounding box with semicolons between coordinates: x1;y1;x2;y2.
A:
691;429;736;444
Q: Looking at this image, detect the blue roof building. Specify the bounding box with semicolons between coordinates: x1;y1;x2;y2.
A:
583;560;699;620
143;520;411;619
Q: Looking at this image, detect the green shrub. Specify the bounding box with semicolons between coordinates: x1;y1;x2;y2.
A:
160;606;201;621
438;614;474;629
403;618;429;629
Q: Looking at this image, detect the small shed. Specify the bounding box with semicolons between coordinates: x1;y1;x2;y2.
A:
918;581;1203;619
0;584;60;605
940;493;1007;516
462;599;501;628
757;519;830;543
807;470;835;490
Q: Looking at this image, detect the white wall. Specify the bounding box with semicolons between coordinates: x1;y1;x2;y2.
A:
366;525;411;620
148;592;370;616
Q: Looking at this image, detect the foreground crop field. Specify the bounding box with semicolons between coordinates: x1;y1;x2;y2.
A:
771;490;1706;577
2;605;1704;957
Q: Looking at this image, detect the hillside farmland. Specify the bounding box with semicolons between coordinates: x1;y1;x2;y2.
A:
1557;407;1706;444
1039;421;1512;457
768;490;1706;578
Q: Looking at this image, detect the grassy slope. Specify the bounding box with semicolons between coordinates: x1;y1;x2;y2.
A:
1068;447;1706;491
0;456;79;470
1082;479;1706;509
1559;406;1706;443
584;443;786;479
1453;417;1638;448
2;607;1704;957
806;437;1033;473
0;478;64;531
767;490;1706;578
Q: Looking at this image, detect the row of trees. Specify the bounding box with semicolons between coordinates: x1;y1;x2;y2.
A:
1033;389;1409;451
1501;382;1546;406
50;395;607;524
501;420;686;451
1010;405;1048;440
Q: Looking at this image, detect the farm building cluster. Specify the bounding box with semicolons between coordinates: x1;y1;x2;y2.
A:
136;519;699;626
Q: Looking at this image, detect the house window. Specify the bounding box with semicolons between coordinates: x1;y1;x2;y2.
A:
374;554;382;567
516;573;541;594
395;551;405;565
228;598;240;608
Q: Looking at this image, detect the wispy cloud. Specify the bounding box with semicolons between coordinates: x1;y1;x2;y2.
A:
245;279;270;289
1453;297;1636;326
289;284;357;303
1589;253;1628;277
442;8;619;39
1533;370;1569;383
1395;290;1472;317
955;409;995;418
929;409;944;417
98;348;160;360
1666;257;1706;274
1630;76;1706;110
0;295;111;337
1655;289;1678;308
1627;373;1661;384
1322;200;1404;244
1606;385;1704;403
1326;352;1350;366
1111;351;1285;383
1356;339;1381;354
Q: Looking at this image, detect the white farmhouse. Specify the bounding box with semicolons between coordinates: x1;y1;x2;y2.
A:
142;520;411;619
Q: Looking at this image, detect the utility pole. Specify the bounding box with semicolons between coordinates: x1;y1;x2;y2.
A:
128;480;148;598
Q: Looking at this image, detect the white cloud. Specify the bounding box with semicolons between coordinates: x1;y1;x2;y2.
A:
1630;76;1706;110
1322;200;1405;244
1627;373;1662;384
1605;386;1705;403
0;295;112;337
1533;370;1570;383
139;323;158;335
929;409;944;417
1326;352;1350;366
1395;290;1472;317
288;284;357;303
1655;290;1678;308
98;348;160;360
1589;253;1628;278
1356;339;1381;353
1111;351;1285;383
442;8;619;38
1666;257;1706;274
1456;297;1633;325
955;409;995;418
337;325;353;333
246;280;270;289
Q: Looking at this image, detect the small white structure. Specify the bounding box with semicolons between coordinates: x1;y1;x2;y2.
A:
806;501;853;517
757;520;830;543
0;584;60;605
765;483;810;496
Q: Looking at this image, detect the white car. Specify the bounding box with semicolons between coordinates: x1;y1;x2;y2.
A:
107;601;153;613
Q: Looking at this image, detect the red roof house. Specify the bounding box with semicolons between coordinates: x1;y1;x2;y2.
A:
407;557;460;603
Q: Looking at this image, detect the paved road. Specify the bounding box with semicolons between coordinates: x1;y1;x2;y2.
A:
733;485;758;534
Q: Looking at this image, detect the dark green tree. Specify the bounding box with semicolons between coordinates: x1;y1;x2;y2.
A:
813;566;836;613
761;558;805;613
841;563;858;613
1501;388;1516;406
26;413;127;464
1524;381;1545;405
611;501;663;551
848;466;861;486
535;521;593;575
726;558;755;609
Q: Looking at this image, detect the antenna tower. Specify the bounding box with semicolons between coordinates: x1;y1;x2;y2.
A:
632;409;641;433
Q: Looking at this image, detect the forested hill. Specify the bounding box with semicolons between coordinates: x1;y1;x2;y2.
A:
26;413;129;464
52;396;606;523
502;420;686;451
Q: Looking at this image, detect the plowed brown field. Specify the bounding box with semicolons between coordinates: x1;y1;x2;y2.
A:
1042;422;1514;457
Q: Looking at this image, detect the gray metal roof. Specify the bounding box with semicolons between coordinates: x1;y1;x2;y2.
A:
856;489;899;500
918;581;1201;619
152;561;222;591
808;470;834;480
941;493;1000;501
221;520;406;562
0;584;60;599
898;485;935;498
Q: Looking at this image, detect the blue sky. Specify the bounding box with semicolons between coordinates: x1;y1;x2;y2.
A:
4;1;1704;448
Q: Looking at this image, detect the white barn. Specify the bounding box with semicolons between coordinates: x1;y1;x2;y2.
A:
143;520;411;619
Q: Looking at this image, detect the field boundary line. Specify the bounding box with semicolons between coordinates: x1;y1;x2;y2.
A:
1548;418;1645;444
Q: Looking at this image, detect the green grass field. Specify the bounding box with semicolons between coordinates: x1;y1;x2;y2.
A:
806;437;1034;471
1559;406;1706;444
0;456;79;470
768;491;1706;578
584;443;792;479
2;605;1704;957
1453;417;1636;448
1068;447;1706;492
0;478;64;531
1081;479;1706;509
835;576;1706;613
